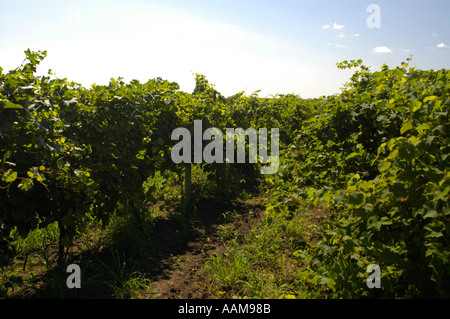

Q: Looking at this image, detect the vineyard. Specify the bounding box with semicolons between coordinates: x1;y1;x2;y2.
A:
0;50;449;298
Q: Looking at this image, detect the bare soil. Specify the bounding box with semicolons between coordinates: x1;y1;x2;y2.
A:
141;195;266;299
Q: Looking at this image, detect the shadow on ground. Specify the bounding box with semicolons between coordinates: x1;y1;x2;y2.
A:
20;179;264;299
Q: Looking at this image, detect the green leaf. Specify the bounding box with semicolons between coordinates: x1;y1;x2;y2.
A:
424;135;436;145
400;122;413;135
435;186;449;201
416;123;430;134
423;96;438;103
2;169;18;183
424;219;445;235
345;152;360;160
135;149;146;160
409;100;422;112
380;161;391;171
4;101;23;109
423;209;438;219
427;231;443;238
18;179;33;191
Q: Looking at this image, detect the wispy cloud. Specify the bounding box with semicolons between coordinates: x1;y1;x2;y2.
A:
322;22;345;30
328;42;347;49
437;42;448;48
337;32;345;38
332;22;345;30
372;46;392;54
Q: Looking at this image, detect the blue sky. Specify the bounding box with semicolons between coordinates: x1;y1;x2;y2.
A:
0;0;449;98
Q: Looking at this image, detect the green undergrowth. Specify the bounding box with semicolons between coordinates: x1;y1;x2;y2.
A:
0;163;255;298
201;192;328;299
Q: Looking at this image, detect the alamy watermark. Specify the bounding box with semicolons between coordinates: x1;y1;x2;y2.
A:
366;264;381;289
171;120;280;174
66;264;81;289
367;4;381;29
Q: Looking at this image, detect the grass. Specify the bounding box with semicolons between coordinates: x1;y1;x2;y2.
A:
200;193;327;299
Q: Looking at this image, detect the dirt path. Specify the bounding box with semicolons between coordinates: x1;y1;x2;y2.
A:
141;196;266;299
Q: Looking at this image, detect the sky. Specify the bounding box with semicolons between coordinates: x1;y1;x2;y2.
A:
0;0;449;98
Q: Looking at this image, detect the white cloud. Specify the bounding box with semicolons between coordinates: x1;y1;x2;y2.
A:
353;33;360;37
437;42;448;48
337;32;345;38
332;22;345;30
372;46;392;54
328;42;347;49
323;23;344;30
